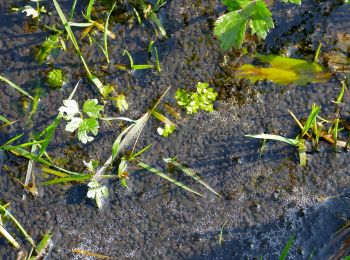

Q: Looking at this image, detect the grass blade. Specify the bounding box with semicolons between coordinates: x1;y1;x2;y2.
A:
0;204;35;247
0;116;11;124
52;0;79;51
96;113;149;177
69;0;78;20
86;0;95;21
41;175;92;185
104;1;117;63
137;161;202;196
301;104;321;138
163;158;221;197
33;229;52;257
0;224;20;249
0;74;34;100
112;124;135;160
245;134;299;146
279;235;295;260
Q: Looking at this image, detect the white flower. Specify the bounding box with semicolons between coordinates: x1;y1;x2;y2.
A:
65;117;83;132
22;6;39;18
59;100;80;120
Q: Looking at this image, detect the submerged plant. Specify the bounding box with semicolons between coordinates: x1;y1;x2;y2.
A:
214;0;301;50
234;54;331;86
175;82;218;114
35;32;64;64
46;69;64;88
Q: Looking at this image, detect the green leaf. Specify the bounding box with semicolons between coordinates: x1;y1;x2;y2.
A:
87;178;108;209
0;116;11;124
82;99;104;118
33;230;52;258
301;104;321;138
77;118;99;144
234;54;332;86
0;74;34;100
118;157;128;188
222;0;251;11
175;82;217;114
279;235;295;260
114;94;129;113
163;158;222;197
249;0;274;39
281;0;302;4
35;33;62;64
47;69;64;88
214;10;248;50
137;161;203;196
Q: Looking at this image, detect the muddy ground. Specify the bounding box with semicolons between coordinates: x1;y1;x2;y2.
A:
1;0;350;259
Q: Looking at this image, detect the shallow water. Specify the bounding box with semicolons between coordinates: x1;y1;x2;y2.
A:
1;0;350;259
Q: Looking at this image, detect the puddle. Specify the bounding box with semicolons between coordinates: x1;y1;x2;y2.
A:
1;0;350;259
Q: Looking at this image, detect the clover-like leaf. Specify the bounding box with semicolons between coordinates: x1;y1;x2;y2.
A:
83;99;104;119
87;179;109;209
157;124;175;137
77;118;99;144
22;6;39;18
115;94;129;113
65;117;83;132
59;99;80;120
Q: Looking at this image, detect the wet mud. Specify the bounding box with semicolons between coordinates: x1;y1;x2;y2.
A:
1;0;350;259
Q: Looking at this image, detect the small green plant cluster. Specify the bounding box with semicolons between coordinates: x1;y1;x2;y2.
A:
214;0;301;50
59;99;104;143
46;69;64;88
175;82;218;114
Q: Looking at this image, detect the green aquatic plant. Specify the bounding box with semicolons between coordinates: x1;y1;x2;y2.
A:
87;178;109;209
152;110;176;137
175;82;218;114
35;33;64;64
214;0;301;50
52;0;105;94
246;104;321;166
46;69;64;88
123;50;154;70
114;94;129;113
131;0;167;37
59;98;104;144
234;54;331;86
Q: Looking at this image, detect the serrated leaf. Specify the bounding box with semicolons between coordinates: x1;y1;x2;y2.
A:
82;99;104;119
249;0;274;39
222;0;251;10
59;99;80;120
77;118;99;144
65;117;83;132
214;10;249;50
87;179;108;209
